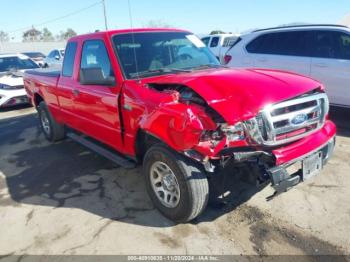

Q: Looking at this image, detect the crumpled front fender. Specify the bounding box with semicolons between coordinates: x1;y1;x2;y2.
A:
140;102;217;151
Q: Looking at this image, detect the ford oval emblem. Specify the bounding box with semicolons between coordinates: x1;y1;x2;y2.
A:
291;113;307;125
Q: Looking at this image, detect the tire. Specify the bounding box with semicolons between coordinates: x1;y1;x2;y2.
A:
143;144;209;222
38;101;65;142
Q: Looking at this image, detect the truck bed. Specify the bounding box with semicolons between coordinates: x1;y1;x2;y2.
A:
25;68;61;78
24;68;61;107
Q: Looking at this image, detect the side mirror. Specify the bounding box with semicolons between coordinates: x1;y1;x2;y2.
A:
55;55;60;60
79;67;116;86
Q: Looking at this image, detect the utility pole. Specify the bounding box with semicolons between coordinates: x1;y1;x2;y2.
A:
102;0;108;30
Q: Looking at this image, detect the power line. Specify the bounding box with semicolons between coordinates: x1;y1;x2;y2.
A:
102;0;108;31
7;0;103;34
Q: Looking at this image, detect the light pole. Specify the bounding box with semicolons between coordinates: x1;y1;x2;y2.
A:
102;0;108;30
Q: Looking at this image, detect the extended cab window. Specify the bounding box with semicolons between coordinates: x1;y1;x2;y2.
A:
62;42;77;77
80;40;113;78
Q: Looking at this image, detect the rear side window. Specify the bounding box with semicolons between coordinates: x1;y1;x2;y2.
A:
223;37;238;47
312;30;350;60
246;31;312;57
62;42;77;77
210;37;219;47
201;37;210;46
80;40;114;78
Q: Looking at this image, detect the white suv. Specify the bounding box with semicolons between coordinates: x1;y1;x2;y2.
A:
225;24;350;108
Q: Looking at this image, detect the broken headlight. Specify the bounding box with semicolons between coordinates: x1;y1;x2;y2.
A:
200;122;245;143
220;122;245;142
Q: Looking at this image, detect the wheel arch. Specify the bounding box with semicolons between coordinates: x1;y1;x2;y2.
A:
33;93;44;108
134;129;164;163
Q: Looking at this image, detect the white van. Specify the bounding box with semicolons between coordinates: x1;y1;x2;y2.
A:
201;34;240;64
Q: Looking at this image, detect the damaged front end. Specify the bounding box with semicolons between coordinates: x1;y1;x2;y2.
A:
142;82;336;199
145;83;272;173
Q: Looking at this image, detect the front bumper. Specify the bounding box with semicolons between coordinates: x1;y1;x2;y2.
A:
268;135;335;194
272;120;336;165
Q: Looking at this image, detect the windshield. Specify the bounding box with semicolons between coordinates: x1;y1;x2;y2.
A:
0;56;39;72
112;32;220;79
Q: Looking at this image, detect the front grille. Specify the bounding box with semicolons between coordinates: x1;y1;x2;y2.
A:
245;92;329;146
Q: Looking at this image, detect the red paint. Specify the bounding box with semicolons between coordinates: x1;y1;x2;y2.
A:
24;28;336;167
273;121;336;165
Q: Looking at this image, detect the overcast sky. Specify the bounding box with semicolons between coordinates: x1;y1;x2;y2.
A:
1;0;350;41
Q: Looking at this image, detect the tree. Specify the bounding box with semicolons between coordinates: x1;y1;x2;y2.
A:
41;28;54;41
56;28;77;41
0;31;9;42
23;27;41;42
210;30;226;35
64;28;77;39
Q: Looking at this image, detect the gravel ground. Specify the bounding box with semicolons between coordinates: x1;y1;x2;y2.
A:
0;105;349;256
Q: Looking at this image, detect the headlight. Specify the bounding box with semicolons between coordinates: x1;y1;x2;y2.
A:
200;122;246;143
221;122;245;142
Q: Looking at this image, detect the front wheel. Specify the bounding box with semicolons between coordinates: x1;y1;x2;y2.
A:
143;145;209;222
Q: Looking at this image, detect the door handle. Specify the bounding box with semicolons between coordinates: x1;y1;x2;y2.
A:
72;89;80;97
314;63;328;68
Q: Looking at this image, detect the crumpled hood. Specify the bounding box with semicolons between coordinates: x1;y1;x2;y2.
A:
143;68;322;124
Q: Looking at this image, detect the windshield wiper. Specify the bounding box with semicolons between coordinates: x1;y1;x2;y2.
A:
131;68;191;78
190;64;229;71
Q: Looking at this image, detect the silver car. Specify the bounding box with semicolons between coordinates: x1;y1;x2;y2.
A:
44;48;65;68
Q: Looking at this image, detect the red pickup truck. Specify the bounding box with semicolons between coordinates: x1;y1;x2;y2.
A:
24;28;336;222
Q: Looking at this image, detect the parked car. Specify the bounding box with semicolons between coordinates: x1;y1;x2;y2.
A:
24;28;336;222
22;52;46;67
43;48;65;68
0;54;39;108
201;33;240;63
224;24;350;108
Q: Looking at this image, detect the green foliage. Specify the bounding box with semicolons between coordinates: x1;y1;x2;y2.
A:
56;28;77;41
41;28;54;42
210;30;226;35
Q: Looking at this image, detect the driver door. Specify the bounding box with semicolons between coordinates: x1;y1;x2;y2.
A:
72;39;124;150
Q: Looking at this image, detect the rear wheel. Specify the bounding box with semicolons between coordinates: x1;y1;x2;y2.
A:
38;101;65;142
143;145;209;222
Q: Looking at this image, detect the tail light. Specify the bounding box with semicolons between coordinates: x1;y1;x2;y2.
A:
224;55;232;64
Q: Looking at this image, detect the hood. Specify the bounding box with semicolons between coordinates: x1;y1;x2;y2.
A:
0;72;24;87
142;68;322;124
